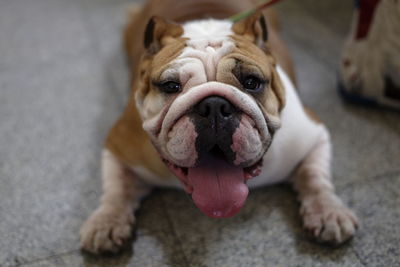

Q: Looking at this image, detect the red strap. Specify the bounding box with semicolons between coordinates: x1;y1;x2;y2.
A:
356;0;381;40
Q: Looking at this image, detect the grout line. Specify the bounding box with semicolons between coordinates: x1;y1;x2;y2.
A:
16;249;81;266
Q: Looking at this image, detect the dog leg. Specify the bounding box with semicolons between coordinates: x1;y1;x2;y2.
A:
292;126;359;245
80;149;150;254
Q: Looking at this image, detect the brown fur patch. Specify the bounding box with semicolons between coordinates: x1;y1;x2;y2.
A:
304;107;322;124
136;38;186;99
230;34;285;111
144;16;184;54
106;20;187;179
232;11;267;45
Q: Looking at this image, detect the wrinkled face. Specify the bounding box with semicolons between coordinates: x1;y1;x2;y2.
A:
135;15;285;218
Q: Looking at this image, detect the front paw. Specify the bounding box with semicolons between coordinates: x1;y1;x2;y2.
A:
80;207;134;254
300;194;359;245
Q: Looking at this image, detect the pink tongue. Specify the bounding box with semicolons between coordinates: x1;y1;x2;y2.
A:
188;156;249;218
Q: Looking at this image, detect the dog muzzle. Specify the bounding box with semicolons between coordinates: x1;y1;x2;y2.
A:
143;82;272;218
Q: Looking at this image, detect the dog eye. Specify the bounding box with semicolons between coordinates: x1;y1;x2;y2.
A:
159;81;181;94
242;76;264;92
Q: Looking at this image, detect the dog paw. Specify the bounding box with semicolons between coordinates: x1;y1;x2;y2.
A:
80;207;134;254
301;194;359;245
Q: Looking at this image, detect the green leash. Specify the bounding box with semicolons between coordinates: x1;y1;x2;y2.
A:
228;0;283;22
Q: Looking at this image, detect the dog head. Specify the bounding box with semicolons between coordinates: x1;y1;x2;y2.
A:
134;12;285;218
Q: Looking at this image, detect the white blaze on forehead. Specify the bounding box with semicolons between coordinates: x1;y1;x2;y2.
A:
182;19;233;42
169;19;235;84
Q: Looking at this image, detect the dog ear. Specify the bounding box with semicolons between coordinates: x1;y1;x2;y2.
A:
232;11;268;48
144;16;183;54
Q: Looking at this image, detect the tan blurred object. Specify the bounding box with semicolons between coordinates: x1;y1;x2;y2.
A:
339;0;400;109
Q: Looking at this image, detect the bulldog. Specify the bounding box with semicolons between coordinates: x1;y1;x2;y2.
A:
80;0;359;254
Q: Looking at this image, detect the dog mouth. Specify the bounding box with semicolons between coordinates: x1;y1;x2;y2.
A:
163;146;262;218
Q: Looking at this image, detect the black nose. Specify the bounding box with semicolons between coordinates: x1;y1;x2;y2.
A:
194;96;235;120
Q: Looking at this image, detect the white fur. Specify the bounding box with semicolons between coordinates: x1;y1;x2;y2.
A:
290;122;359;244
248;66;325;188
180;19;235;83
182;19;233;41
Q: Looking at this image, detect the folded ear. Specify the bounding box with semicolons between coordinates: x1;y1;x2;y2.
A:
144;16;183;54
231;11;268;48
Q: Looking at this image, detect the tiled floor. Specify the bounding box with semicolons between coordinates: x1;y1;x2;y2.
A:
1;0;399;266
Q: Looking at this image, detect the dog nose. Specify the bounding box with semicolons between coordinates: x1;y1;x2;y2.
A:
194;96;235;119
